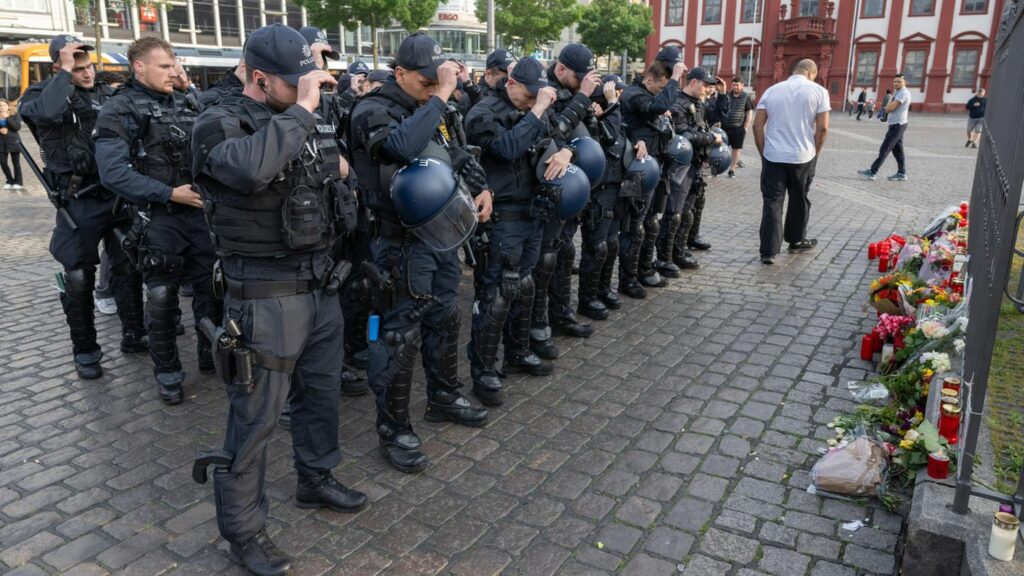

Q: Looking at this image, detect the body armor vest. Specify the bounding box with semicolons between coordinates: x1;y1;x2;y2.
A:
673;95;712;163
128;89;196;188
204;96;353;259
31;83;112;178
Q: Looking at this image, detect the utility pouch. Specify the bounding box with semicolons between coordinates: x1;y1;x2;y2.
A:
282;185;326;249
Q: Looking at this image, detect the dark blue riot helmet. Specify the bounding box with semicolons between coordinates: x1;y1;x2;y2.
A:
543;163;591;220
711;127;729;146
391;157;478;251
665;134;694;166
566;136;606;187
627;156;661;195
707;143;732;176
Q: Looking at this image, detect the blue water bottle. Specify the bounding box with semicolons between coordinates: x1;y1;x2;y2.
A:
367;314;380;342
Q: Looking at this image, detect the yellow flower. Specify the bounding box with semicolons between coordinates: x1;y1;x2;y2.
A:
922;369;934;379
899;439;915;450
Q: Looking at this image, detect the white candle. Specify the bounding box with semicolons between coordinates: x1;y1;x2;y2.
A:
880;343;895;366
989;512;1020;561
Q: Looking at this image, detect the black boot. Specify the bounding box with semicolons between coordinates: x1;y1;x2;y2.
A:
688;236;712;251
74;350;104;380
113;262;147;353
340;363;369;396
468;290;508;406
688;188;707;249
378;421;428;473
529;332;560;360
577;237;610;321
599;238;622;310
503;350;554;375
156;370;185;405
638;210;666;287
655;213;682;279
425;387;488;427
296;470;367;512
120;331;149;354
673;250;700;270
229;529;291;576
551;312;594;338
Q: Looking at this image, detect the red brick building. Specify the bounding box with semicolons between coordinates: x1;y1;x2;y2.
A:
644;0;1004;111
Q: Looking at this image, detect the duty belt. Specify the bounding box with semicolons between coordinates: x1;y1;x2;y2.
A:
369;213;408;242
225;277;318;299
493;202;532;221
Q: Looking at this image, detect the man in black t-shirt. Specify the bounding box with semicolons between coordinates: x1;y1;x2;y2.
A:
721;76;754;177
965;88;986;149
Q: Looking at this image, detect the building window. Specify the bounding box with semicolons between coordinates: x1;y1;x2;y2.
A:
701;53;719;76
901;49;927;86
910;0;934;15
962;0;987;12
855;50;879;85
798;0;820;16
737;50;758;84
666;0;684;25
740;0;761;22
0;0;48;11
703;0;722;23
952;48;980;86
862;0;885;17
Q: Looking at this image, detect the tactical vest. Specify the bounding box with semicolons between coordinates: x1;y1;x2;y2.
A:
128;90;196;188
620;84;665;157
673;96;712;163
31;83;112;178
473;98;538;204
204;97;355;259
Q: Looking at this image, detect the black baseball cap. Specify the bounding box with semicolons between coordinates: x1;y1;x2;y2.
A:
299;26;340;61
894;73;905;79
655;46;682;65
601;74;627;90
368;70;392;83
49;35;94;63
509;56;548;96
394;32;445;80
349;60;370;76
486;49;514;72
687;67;717;84
244;24;318;86
558;43;595;81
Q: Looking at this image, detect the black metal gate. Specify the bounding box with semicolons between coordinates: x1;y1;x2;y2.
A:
953;0;1024;515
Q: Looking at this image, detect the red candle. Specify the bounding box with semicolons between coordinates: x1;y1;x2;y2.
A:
927;452;950;479
894;331;905;349
868;243;877;260
939;405;961;445
860;334;874;360
878;256;889;272
872;328;884;352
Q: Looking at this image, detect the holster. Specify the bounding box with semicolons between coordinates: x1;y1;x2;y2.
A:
529;184;562;221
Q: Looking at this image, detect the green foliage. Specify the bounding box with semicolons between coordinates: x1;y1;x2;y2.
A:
577;0;652;61
475;0;581;53
296;0;441;65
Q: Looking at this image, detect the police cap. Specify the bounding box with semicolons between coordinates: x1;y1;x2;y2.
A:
486;49;514;72
349;60;371;76
687;67;717;84
509;57;548;96
49;35;94;63
655;46;682;65
557;43;595;81
299;26;340;60
394;32;445;80
244;24;318;86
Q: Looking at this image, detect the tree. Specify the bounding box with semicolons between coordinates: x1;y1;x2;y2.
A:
577;0;652;72
297;0;441;68
474;0;580;55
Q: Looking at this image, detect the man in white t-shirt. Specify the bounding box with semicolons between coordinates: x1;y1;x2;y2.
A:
859;73;911;181
752;59;830;265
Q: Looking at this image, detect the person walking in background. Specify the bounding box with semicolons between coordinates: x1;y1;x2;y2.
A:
847;87;856;116
721;76;754;177
856;88;867;120
859;73;911;181
753;59;830;265
0;98;23;190
866;99;875;118
965;88;986;148
877;89;892;121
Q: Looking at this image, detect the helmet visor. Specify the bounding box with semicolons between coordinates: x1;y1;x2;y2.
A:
411;181;478;252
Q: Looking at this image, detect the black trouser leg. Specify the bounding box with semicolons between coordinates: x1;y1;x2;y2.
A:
782;158;816;245
758;159;788;257
870;124;906;173
61;268;99;355
688;187;706;244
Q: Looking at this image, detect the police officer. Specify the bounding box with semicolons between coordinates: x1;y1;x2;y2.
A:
528;43;602;361
578;74;648;320
477;49;514;100
464;57;567;405
660;67;721;273
19;35;148;379
349;33;493;473
190;24;367;575
94;37;222;404
619;47;687;298
198;60;244;108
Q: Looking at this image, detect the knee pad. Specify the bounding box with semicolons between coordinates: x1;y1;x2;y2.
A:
558;241;575;261
593;241;608;262
519;274;536;301
607;236;620;255
63;268;96;292
537;251;557;276
146;284;179;322
439;306;460;339
646;217;661;238
669;212;682;226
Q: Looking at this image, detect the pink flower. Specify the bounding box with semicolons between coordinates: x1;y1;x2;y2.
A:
877;314;914;338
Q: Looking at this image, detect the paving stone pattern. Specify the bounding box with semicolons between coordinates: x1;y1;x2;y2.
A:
0;114;977;574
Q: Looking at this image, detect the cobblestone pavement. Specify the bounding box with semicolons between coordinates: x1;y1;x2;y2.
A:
0;113;978;575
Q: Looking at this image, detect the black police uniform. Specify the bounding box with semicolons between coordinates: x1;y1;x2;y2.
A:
349;69;488;473
530;63;595;356
618;76;680;296
94;77;222;403
464;81;550;406
663;91;716;270
20;70;148;378
197;68;243;108
578;93;628;319
191;88;367;554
